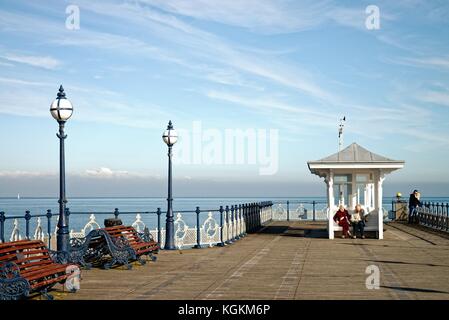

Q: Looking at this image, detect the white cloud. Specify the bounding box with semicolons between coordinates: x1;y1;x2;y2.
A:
84;167;130;178
419;91;449;107
0;77;52;86
406;56;449;69
81;168;164;179
0;171;56;178
206;90;332;119
70;1;335;102
384;55;449;71
0;76;173;129
0;53;61;70
141;0;330;34
0;61;14;67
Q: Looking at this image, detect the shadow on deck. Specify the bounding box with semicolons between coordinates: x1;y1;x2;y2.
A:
249;221;329;238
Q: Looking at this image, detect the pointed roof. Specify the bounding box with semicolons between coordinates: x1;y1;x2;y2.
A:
316;143;397;163
307;142;405;176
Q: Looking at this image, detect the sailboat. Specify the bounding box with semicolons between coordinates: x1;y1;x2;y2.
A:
17;193;20;200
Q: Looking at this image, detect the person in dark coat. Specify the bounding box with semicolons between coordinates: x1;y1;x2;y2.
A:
333;205;351;238
408;190;421;223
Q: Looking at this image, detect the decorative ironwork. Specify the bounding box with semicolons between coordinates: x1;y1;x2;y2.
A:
10;219;21;242
0;262;30;300
273;204;287;220
174;213;189;249
70;214;100;238
294;204;306;219
417;202;449;232
1;201;275;252
132;214;145;232
33;217;45;241
201;212;219;247
83;229;136;270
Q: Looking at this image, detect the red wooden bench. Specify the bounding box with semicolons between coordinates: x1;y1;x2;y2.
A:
102;225;159;264
0;239;79;299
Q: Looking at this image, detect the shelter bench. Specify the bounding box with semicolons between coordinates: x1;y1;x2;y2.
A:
330;210;380;238
0;239;79;300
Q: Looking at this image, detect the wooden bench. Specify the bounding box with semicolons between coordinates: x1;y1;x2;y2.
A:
0;239;79;300
102;225;159;265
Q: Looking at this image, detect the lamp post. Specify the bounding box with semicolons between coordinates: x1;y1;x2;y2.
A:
50;85;73;255
162;120;178;250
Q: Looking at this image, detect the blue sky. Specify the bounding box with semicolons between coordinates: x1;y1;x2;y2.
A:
1;0;449;197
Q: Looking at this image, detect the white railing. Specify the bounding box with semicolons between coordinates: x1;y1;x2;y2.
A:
1;202;273;250
272;201;328;221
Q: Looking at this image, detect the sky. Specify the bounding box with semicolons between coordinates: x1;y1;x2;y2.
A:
1;0;449;197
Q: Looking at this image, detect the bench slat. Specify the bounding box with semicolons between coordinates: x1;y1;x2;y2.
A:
22;264;68;279
0;244;47;256
0;240;76;297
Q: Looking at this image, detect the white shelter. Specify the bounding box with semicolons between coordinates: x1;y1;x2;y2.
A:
307;143;404;239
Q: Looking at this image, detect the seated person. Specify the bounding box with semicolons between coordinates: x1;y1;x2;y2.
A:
350;204;366;239
333;204;351;238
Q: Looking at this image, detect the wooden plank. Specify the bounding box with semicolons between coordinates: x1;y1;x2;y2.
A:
52;221;449;300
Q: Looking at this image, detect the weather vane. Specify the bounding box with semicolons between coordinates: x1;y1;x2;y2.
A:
338;116;346;152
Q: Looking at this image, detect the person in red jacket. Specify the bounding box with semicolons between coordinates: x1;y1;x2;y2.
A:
333;204;351;238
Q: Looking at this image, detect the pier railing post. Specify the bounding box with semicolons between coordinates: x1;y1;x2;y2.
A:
218;206;225;247
313;201;316;222
446;203;449;232
249;203;253;232
157;208;162;247
240;204;245;237
251;203;253;231
253;203;256;231
235;204;241;240
242;204;246;233
391;200;394;216
287;200;290;221
252;203;256;231
225;205;232;244
247;203;251;232
194;206;202;249
0;211;5;243
231;205;236;241
436;203;440;229
114;208;120;219
46;209;52;249
25;210;31;240
431;203;435;227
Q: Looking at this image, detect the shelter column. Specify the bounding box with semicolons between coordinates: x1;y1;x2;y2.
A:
326;171;335;239
375;171;385;239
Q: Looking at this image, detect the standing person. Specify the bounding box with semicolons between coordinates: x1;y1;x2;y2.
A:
333;205;351;238
350;204;366;239
408;189;422;224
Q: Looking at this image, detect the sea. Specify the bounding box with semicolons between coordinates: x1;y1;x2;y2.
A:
1;196;448;240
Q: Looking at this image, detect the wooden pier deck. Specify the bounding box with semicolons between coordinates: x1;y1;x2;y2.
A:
54;221;449;300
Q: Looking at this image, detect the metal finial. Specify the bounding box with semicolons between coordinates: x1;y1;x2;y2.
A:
57;85;66;99
338;116;346;152
167;120;173;130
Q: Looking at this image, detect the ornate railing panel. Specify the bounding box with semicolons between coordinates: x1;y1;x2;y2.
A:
271;200;327;221
0;202;273;250
417;202;449;232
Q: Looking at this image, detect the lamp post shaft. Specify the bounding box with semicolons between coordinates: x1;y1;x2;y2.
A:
56;122;69;253
164;145;175;249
